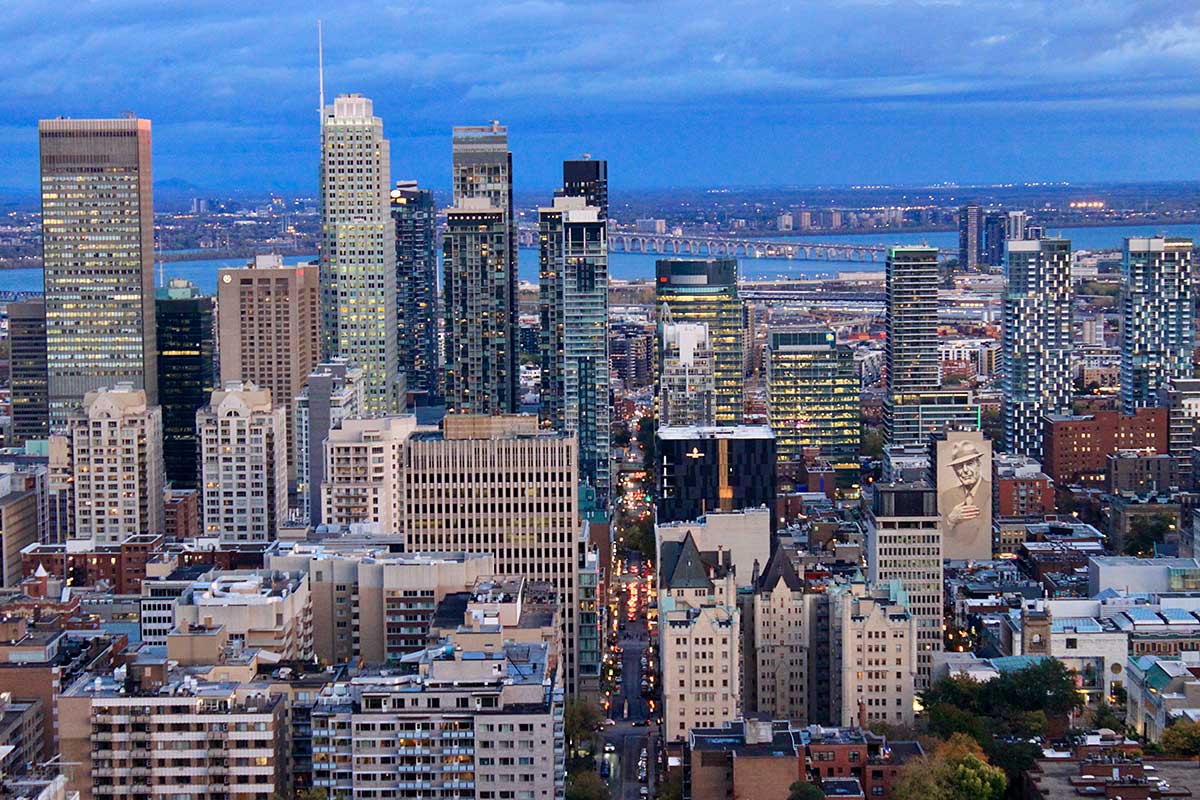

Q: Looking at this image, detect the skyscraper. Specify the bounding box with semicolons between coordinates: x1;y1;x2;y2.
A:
538;194;610;500
658;313;716;428
295;360;363;526
444;122;518;414
957;204;982;270
1121;237;1193;413
39;117;156;426
656;259;744;424
320;94;401;415
1003;238;1073;458
561;159;608;218
7;300;48;446
155;280;215;489
218;255;320;484
766;327;859;463
390;181;439;398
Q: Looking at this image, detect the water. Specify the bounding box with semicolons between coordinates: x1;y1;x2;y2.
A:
4;222;1199;294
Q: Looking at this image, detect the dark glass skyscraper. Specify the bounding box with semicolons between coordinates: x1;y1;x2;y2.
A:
155;280;216;489
391;181;439;399
8;300;48;445
655;425;776;528
561;159;608;219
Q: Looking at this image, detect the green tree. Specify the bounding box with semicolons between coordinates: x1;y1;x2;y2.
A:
787;782;825;800
297;791;328;800
656;772;683;800
981;407;1003;447
1089;702;1124;732
1162;719;1200;757
636;416;656;467
895;734;1007;800
612;422;632;449
564;699;604;751
926;703;988;743
1124;513;1176;557
566;771;611;800
861;427;885;460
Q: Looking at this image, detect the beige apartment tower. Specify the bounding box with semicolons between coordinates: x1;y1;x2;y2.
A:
197;382;288;543
829;579;918;727
68;384;164;547
320;415;417;534
217;254;320;481
40;117;157;428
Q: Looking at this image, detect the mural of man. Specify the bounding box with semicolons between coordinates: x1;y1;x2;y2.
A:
937;432;992;560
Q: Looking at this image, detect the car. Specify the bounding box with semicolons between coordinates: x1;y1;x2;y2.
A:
639;788;649;797
604;742;616;753
599;761;610;778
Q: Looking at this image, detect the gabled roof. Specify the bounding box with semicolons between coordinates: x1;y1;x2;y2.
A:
758;546;803;593
661;533;714;591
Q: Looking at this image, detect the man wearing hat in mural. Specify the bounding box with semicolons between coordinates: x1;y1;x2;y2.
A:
943;438;985;531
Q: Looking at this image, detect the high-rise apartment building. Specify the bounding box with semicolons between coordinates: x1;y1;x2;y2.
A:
957;204;982;270
982;211;1008;267
747;548;809;721
155;280;215;489
218;255;320;483
866;484;942;689
443;122;518;415
7;300;48;445
197;382;288;543
658;313;716;427
68;384;163;547
766;327;859;463
39;117;156;426
1003;238;1073;458
1159;377;1200;489
295;360;363;526
656;259;744;424
320;94;401;415
320;415;416;534
885;246;940;444
538;194;610;500
1121;237;1193;413
828;579;917;727
390;181;439;398
562;158;608;218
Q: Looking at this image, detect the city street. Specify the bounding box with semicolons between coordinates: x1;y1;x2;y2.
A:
602;577;658;800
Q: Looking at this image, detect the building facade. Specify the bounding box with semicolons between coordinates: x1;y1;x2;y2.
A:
197;382;288;544
295;360;363;526
656;426;776;527
320;94;402;415
828;580;917;727
155;280;216;489
1120;237;1193;413
320;415;416;534
39;117;156;426
8;300;48;446
1003;238;1073;458
884;246;941;445
656;259;744;424
658;315;716;428
390;181;440;398
766;327;859;463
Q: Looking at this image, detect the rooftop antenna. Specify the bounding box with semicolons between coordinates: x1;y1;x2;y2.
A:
317;20;325;118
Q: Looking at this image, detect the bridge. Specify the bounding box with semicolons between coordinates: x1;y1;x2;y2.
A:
515;224;952;263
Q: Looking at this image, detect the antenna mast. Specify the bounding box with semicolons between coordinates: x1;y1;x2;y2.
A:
317;20;325;117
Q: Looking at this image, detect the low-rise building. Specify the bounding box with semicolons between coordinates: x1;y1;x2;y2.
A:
1126;653;1200;743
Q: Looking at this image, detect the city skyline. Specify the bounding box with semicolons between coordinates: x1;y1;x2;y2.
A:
3;3;1200;194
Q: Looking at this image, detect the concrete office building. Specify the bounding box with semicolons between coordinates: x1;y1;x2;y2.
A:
659;533;742;742
0;476;39;586
320;415;417;534
155;280;215;489
217;254;320;482
7;300;48;446
320;94;402;414
39;117;156;426
444;122;518;415
865;484;942;689
197;382;287;544
828;579;917;727
656;259;745;424
390;181;440;398
310;642;565;800
1003;238;1073;458
295;360;363;526
766;327;859;462
538;194;610;501
68;384;163;548
1121;237;1193;412
658;314;716;427
656;508;772;591
172;569;314;660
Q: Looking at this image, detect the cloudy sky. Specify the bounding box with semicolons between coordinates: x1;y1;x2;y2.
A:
3;1;1199;194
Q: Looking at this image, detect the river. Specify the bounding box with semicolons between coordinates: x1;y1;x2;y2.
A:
3;222;1198;295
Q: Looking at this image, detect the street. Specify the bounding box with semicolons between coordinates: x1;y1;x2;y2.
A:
600;575;658;800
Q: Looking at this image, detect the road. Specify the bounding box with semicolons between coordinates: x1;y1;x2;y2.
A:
602;585;657;800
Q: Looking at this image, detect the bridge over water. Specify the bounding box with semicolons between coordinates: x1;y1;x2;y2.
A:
515;225;951;263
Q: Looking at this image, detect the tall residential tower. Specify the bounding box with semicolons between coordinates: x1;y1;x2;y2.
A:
390;181;439;398
1121;237;1193;413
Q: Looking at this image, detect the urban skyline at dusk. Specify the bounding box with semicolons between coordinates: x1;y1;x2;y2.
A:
2;2;1200;192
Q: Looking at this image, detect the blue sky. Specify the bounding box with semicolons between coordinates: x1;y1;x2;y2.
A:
3;1;1200;194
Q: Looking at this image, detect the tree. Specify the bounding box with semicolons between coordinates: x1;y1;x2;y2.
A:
636;416;656;468
566;771;611;800
612;422;632;449
1162;719;1200;757
297;792;328;800
564;699;604;751
895;734;1007;800
1124;513;1176;557
656;772;684;800
861;427;885;460
926;703;988;743
1089;702;1124;732
981;407;1004;448
787;782;825;800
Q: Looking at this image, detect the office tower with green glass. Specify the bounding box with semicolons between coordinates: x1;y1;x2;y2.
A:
766;327;859;462
1121;237;1193;413
655;259;744;425
539;193;610;501
39;117;157;427
1003;238;1073;458
319;94;401;415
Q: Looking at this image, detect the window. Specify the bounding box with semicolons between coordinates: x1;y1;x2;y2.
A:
1065;638;1078;650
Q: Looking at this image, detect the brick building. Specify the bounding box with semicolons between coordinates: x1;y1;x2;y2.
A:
1043;409;1167;486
